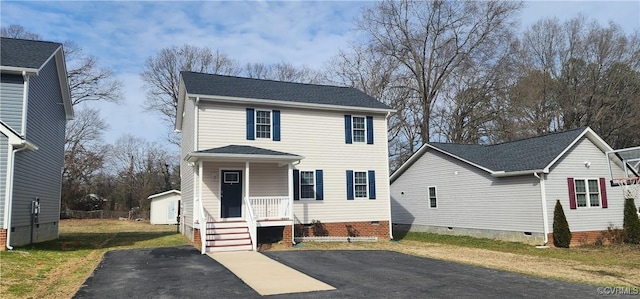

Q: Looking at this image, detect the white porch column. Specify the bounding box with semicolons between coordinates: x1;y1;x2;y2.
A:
288;162;295;244
245;161;250;208
198;161;203;220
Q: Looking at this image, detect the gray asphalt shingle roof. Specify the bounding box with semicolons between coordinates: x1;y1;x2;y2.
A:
181;71;392;110
194;145;300;157
1;37;61;70
429;127;587;172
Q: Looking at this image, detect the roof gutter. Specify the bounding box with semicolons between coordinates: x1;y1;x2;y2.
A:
491;169;548;178
188;93;395;114
186;153;304;163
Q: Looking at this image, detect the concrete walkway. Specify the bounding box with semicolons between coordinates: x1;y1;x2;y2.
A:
208;251;335;296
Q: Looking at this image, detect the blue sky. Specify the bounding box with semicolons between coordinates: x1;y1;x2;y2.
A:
1;1;639;151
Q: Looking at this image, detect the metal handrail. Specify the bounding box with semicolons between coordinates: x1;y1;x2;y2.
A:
243;196;257;251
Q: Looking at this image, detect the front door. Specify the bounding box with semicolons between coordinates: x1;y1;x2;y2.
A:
221;170;242;218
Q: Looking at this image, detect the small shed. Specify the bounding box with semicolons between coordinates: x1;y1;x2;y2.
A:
148;190;181;225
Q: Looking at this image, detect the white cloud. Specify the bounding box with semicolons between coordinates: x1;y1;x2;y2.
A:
2;0;638;151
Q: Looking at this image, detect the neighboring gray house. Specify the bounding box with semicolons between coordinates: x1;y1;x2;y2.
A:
390;127;635;246
1;38;73;250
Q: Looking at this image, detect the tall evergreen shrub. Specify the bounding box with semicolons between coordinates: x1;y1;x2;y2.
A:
623;198;640;244
553;200;572;248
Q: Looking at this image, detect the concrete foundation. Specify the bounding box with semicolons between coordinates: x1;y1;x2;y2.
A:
393;223;545;245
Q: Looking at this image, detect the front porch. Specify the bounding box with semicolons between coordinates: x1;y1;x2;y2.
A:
187;145;303;253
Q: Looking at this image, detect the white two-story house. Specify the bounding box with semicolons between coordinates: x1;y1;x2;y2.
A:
176;72;394;253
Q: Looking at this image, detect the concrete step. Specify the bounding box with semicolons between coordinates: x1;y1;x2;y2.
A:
206;244;253;252
207;232;250;241
207;238;251;247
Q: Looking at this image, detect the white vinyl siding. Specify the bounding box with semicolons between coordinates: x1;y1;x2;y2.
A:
544;137;627;232
197;102;390;224
391;148;543;233
180;97;195;231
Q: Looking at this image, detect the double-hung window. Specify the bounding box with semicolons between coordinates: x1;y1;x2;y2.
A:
256;110;271;139
300;171;315;200
352;116;366;143
344;115;373;144
567;177;608;209
247;108;280;141
293;170;324;201
346;170;376;200
428;186;437;208
354;171;368;198
574;179;600;207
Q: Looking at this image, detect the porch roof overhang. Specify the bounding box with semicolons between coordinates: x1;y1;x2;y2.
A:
185;145;303;163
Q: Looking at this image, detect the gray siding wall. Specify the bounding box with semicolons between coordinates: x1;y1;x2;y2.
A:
391;148;544;233
544;137;627;232
180;97;195;235
11;58;66;232
0;133;7;227
0;73;25;134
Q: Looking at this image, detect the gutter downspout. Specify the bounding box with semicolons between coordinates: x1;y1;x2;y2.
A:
534;172;549;247
386;111;394;240
194;97;199;152
5;142;37;250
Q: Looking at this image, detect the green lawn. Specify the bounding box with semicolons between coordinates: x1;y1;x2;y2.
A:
0;219;188;299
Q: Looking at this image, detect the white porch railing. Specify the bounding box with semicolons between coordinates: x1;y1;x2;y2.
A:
243;196;258;251
248;196;291;220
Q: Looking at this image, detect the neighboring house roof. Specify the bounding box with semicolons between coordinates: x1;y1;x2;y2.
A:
0;37;73;120
148;190;181;200
391;127;614;182
176;72;394;130
186;145;303;163
0;37;62;71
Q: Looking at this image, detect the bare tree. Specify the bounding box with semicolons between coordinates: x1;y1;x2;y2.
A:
1;24;42;40
245;61;324;83
108;135;179;216
61;109;109;210
356;0;523;146
141;46;242;145
503;16;640;147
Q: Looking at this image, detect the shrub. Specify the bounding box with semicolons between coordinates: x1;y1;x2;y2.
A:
553;200;572;248
601;223;625;245
623;198;640;244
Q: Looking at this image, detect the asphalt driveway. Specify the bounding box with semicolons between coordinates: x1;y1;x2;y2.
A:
75;246;610;298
